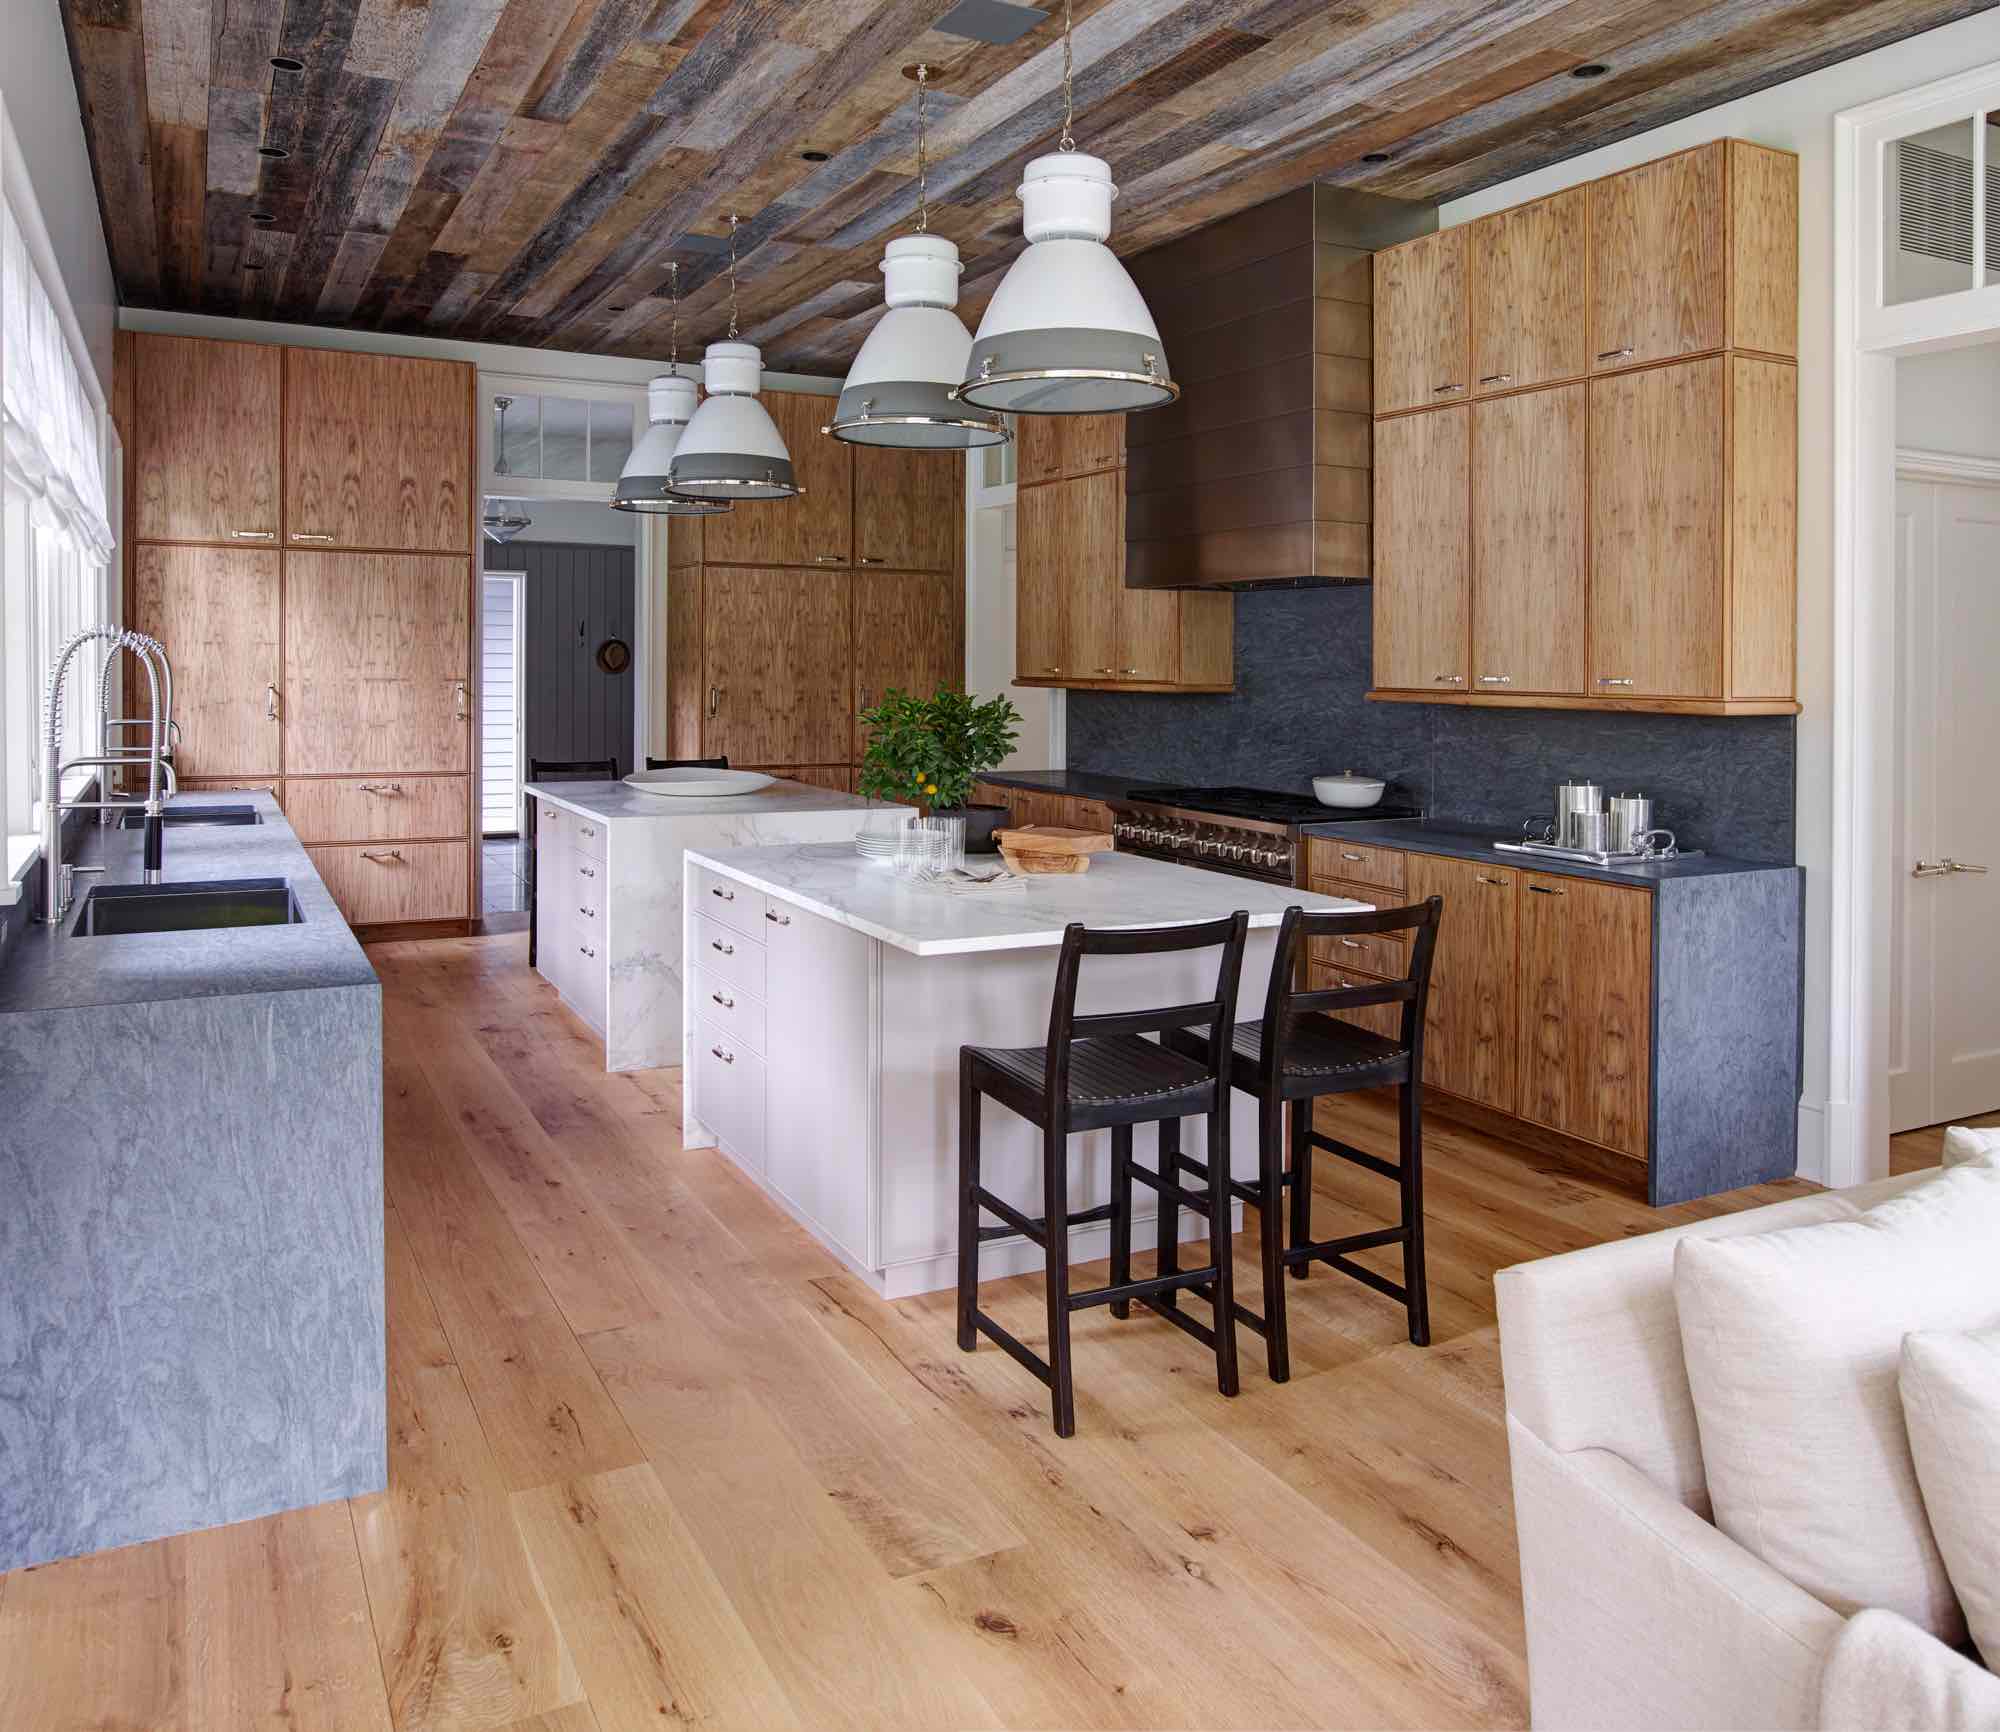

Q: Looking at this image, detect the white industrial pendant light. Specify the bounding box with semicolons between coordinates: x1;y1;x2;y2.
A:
953;0;1175;416
612;264;731;515
827;67;1008;449
667;216;800;500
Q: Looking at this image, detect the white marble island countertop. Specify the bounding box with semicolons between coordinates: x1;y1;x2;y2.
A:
686;842;1372;956
524;776;901;822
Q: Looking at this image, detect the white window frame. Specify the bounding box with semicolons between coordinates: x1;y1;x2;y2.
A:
480;369;644;503
1829;59;2000;1185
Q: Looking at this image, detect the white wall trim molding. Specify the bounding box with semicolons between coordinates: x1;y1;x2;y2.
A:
1895;447;2000;485
1830;60;2000;1190
1795;1099;1830;1186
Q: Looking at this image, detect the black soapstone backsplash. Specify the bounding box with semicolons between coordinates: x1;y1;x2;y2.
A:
1063;586;1796;862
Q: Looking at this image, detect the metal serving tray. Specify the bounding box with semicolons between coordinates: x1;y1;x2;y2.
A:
1493;839;1705;868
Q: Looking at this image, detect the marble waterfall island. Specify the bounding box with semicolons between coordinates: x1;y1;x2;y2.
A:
527;777;913;1071
682;843;1365;1297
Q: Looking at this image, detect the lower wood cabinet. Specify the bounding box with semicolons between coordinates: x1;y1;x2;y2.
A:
306;840;469;925
1405;853;1520;1114
285;775;469;844
969;781;1114;834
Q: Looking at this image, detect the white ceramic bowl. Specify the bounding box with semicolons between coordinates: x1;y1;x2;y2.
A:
622;768;775;797
1312;772;1386;809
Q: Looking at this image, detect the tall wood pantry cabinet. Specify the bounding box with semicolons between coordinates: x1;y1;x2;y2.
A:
1369;139;1800;715
663;392;966;789
115;331;478;933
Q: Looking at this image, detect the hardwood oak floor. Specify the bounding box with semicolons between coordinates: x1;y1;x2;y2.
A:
0;932;1946;1731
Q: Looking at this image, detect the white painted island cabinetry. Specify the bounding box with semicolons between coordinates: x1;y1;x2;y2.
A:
535;798;608;1036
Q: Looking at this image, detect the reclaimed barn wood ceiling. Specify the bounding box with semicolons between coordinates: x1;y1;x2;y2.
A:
64;0;1999;375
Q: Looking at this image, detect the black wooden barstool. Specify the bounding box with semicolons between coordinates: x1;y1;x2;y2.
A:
525;756;618;966
646;755;730;770
1165;898;1442;1381
958;913;1250;1437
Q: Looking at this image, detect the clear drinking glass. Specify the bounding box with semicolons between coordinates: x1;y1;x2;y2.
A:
896;815;964;876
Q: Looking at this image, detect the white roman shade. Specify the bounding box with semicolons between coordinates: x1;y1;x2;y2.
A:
2;201;113;562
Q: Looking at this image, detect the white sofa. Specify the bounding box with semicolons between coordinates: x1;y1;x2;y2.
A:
1497;1172;2000;1731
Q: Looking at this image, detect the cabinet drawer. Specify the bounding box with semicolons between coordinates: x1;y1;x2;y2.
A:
536;798;566;843
695;913;766;997
1308;963;1404;1041
566;926;606;1030
286;775;468;844
307;840;468;925
568;811;608;863
1308;876;1388;911
567;847;606;904
696;968;766;1056
691;863;759;936
696;1018;767;1172
1307;924;1409;980
1305;839;1405;890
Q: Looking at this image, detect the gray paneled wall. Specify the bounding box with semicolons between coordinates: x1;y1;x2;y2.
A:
485;539;637;780
1064;586;1797;861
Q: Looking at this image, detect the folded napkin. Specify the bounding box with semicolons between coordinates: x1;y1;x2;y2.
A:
908;865;1028;895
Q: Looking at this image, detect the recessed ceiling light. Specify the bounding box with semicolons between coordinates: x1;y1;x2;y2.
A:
249;211;276;224
242;261;264;272
1571;62;1609;78
269;55;305;72
257;144;289;159
1361;151;1391;164
800;149;831;163
607;305;627;313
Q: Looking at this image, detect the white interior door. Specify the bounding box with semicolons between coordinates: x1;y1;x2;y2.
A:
1891;473;2000;1131
481;572;523;834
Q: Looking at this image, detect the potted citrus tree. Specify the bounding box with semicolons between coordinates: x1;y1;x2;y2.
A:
857;685;1021;853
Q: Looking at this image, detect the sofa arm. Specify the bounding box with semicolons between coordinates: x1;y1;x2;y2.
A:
1820;1609;2000;1730
1509;1417;1842;1730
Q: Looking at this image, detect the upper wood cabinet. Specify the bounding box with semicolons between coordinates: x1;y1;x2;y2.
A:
854;444;956;572
133;335;281;543
1471;385;1587;695
700;566;852;766
853;568;961;758
285;349;473;553
1015;480;1070;682
1372;406;1468;693
702;392;854;567
1589;140;1798;372
283;552;470;774
131;545;281;777
1468;189;1587;395
1016;413;1124;485
1373;228;1468;415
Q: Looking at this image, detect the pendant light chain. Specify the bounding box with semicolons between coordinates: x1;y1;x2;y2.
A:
915;66;930;234
667;261;680;369
1057;0;1075;152
726;213;740;342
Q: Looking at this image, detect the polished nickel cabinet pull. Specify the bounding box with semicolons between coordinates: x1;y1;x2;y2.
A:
813;553;844;564
707;685;721;717
454;679;468;720
1476;874;1508;886
1432;381;1465;395
711;885;735;901
265;683;279;721
1597;676;1636;687
764;909;791;925
577;905;595;918
358;781;403;795
292;531;334;542
1597;346;1635;362
1338;937;1362;950
1432;673;1465;684
1916;858;1990;877
229;529;275;540
711;991;734;1009
710;938;733;955
579;865;596;879
1479;674;1513;685
1340;850;1364;862
1479;373;1514;386
1529;884;1565;895
858;555;885;565
711;1044;734;1064
361;848;404;864
579;943;596;959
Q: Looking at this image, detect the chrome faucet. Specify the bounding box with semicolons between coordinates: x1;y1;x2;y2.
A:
97;630;178;822
39;626;176;924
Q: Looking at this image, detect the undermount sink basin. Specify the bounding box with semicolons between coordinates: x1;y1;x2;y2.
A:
117;803;261;828
72;878;301;936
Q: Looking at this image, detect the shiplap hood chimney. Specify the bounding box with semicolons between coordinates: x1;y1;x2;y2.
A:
1122;185;1437;590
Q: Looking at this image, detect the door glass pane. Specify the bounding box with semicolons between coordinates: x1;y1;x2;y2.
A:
1886;118;1977;305
494;393;540;477
589;400;634;482
541;396;590;480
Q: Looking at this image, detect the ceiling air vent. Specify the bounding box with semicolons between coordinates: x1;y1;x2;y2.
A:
1895;138;1998;271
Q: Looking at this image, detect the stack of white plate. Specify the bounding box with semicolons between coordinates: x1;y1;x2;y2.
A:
854;827;900;864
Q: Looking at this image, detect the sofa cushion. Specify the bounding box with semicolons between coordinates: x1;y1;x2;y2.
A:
1903;1324;2000;1665
1944;1124;2000;1168
1821;1609;2000;1732
1674;1160;2000;1639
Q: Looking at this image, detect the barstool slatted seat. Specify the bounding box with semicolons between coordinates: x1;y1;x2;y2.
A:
957;912;1250;1437
1163;898;1442;1382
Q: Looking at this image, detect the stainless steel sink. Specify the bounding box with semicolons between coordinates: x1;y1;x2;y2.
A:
72;878;301;936
117;803;261;828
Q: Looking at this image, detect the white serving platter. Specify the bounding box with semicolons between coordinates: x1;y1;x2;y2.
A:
621;768;776;797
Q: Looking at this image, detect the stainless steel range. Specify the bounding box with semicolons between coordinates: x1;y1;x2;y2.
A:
1108;785;1424;885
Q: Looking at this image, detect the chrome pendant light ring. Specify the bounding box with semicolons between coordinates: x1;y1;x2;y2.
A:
825;380;1011;448
825;408;1013;446
952;364;1179;406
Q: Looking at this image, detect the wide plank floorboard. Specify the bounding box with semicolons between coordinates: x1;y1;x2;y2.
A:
3;930;1886;1730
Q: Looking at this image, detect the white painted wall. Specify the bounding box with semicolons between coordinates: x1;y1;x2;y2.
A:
0;3;116;389
1438;6;2000;1182
1897;342;2000;457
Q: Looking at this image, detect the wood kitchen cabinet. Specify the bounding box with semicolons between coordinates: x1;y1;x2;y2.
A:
1372;228;1468;415
855;444;957;572
283;552;470;775
284;349;472;553
131;545;281;778
1016;413;1124;484
1015;479;1070;681
132;334;281;543
853;568;962;757
969;782;1114;835
702;392;854;567
1468;188;1587;395
1372;406;1468;693
700;566;852;767
1471;385;1587;695
1517;872;1652;1160
1405;853;1519;1113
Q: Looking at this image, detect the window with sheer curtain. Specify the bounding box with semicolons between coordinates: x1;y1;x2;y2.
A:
2;165;116;872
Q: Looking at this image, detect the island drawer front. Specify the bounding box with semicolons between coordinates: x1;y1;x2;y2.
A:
568;849;605;902
1305;838;1405;890
696;913;766;997
696;1018;766;1172
306;841;469;924
568;934;606;1030
569;813;609;863
286;776;469;844
696;969;766;1056
692;863;760;936
536;798;565;843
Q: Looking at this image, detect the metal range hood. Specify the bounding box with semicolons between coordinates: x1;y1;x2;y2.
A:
1122;184;1438;590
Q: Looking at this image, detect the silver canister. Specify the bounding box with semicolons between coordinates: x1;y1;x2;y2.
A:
1605;795;1653;854
1555;781;1603;850
1569;810;1611;854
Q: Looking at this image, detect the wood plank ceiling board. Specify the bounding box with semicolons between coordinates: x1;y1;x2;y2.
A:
62;0;1999;372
